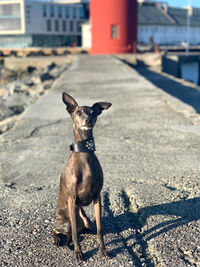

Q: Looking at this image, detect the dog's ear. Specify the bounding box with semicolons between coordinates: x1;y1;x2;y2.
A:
92;102;112;115
62;92;78;114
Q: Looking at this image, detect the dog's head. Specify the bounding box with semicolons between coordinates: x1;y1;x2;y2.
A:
62;92;112;131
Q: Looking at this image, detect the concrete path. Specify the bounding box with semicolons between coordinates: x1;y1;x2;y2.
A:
0;55;200;266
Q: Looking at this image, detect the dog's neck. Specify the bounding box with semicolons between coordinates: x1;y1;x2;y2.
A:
73;124;94;143
70;125;95;153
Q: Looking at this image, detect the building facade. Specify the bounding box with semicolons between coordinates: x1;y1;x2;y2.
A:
1;0;200;49
138;2;200;46
0;0;88;47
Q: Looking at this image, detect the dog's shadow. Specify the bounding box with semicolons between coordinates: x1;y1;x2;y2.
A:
83;192;200;265
56;192;200;265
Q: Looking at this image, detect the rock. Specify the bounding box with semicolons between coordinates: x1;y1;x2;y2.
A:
9;105;24;115
42;80;52;90
0;102;13;121
0;89;6;98
7;82;17;96
40;72;54;82
49;65;67;79
5;90;34;112
13;83;22;93
1;67;17;85
27;66;36;74
24;80;35;87
12;81;33;95
47;62;57;71
0;123;11;134
19;84;32;95
31;75;41;85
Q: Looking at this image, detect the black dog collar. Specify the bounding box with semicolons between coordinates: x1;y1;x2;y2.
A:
69;138;96;153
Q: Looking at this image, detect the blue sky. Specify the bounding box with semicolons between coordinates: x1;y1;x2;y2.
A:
158;0;200;8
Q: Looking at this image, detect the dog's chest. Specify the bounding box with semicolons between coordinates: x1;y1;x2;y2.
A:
73;154;103;206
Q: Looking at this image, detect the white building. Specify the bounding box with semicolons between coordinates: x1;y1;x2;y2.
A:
0;0;88;47
138;2;200;45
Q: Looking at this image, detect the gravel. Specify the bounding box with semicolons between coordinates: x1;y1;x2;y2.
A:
0;55;200;266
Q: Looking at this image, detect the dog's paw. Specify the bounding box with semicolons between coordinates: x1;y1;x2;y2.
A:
99;248;110;259
75;250;84;261
53;231;60;247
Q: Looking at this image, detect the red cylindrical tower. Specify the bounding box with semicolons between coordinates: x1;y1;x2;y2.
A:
90;0;137;54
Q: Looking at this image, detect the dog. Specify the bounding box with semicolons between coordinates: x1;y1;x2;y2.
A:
53;92;112;261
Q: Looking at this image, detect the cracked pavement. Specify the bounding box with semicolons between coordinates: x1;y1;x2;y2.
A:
0;55;200;266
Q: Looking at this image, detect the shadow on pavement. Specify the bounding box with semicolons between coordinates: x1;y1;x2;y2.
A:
98;192;200;266
103;192;200;266
58;192;199;264
121;59;200;114
101;191;152;266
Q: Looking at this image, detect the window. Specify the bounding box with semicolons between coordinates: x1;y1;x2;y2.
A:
43;4;47;17
0;4;20;16
50;5;54;17
58;5;62;18
111;25;119;39
47;19;51;31
72;7;76;18
0;18;21;30
65;7;69;18
26;4;31;24
62;20;66;32
70;21;73;32
12;4;21;16
1;5;12;15
55;20;59;31
77;21;81;32
79;7;85;19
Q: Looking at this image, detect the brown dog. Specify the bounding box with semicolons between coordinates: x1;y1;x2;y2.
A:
53;92;112;261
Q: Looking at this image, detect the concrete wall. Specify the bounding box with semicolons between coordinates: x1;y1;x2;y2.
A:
162;55;200;85
181;61;199;85
162;55;180;77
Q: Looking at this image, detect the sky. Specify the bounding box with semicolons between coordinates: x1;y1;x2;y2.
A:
156;0;200;8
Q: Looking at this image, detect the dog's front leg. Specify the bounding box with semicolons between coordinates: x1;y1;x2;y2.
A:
94;195;110;258
68;196;83;261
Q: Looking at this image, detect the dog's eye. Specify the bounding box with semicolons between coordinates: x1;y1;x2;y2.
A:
76;110;82;116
